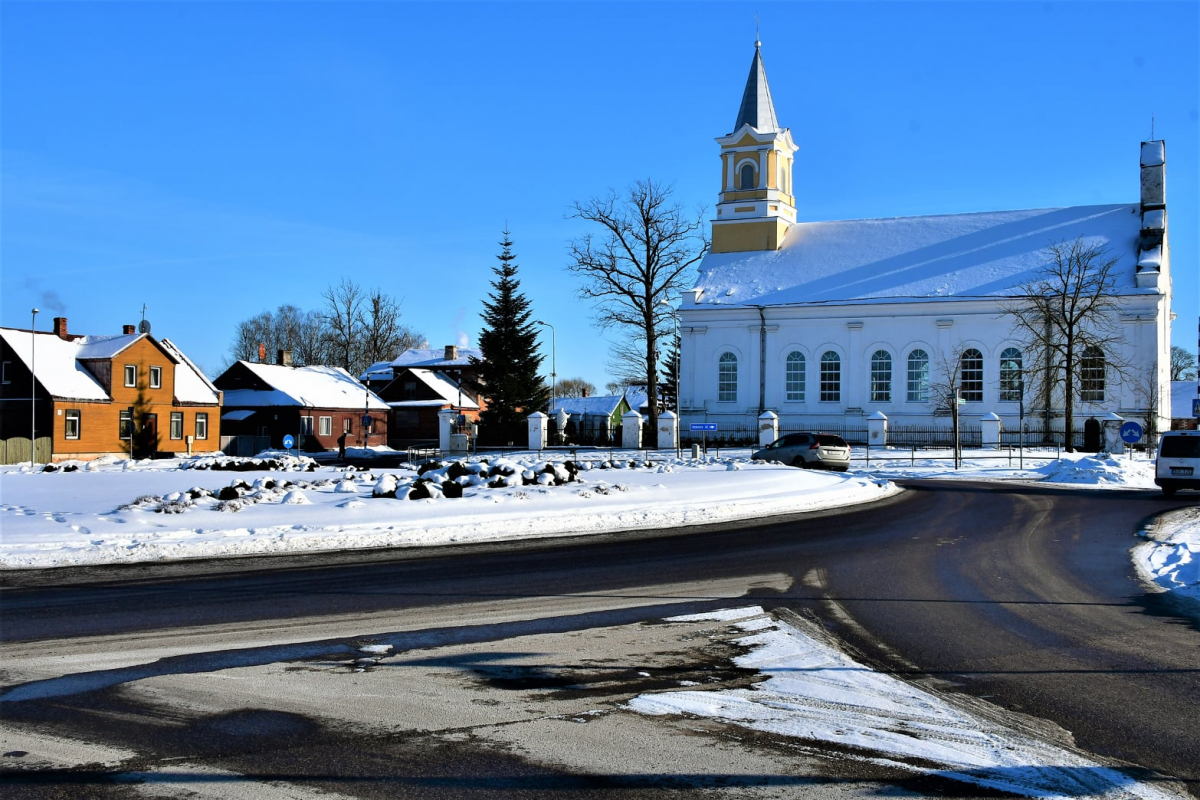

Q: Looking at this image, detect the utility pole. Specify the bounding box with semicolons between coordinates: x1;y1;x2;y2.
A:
30;308;39;465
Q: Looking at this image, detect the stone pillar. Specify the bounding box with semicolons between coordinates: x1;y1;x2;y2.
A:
528;412;548;451
867;411;888;447
438;409;456;453
980;412;1001;449
657;411;678;450
1103;412;1124;455
758;410;778;447
621;410;643;450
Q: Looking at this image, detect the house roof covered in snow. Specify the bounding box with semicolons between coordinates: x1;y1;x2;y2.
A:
407;368;479;409
219;362;389;410
691;204;1144;308
160;338;220;405
390;347;481;369
550;395;629;418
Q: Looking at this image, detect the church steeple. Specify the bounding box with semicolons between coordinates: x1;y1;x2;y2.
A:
733;40;779;134
711;41;798;254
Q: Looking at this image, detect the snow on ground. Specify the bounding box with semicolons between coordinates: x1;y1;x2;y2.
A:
0;452;895;569
630;607;1182;799
849;446;1159;488
1135;507;1200;608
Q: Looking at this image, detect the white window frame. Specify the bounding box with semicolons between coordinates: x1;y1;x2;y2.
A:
300;415;314;435
1081;347;1105;403
119;409;133;439
195;412;208;440
999;348;1023;402
149;365;162;389
169;411;183;440
319;416;332;437
960;349;984;403
65;409;81;440
718;352;738;403
124;364;137;387
785;351;805;402
870;350;892;403
819;351;841;403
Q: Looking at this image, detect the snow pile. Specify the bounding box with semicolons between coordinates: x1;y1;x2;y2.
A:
0;453;896;569
631;607;1177;799
1033;453;1157;488
1135;508;1200;607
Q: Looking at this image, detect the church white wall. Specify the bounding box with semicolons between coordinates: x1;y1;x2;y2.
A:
678;293;1169;436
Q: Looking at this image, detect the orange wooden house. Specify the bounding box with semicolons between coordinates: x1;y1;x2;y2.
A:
0;317;222;462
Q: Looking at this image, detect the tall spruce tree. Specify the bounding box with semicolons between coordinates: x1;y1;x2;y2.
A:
474;230;548;443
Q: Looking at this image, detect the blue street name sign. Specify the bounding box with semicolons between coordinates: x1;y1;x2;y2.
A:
1119;421;1143;444
690;423;718;432
282;434;295;449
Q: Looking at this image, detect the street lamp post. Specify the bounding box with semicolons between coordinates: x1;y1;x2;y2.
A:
535;320;556;413
30;308;39;466
659;299;680;413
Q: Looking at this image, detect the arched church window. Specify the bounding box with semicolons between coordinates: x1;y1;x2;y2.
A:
960;349;984;402
820;351;841;402
1081;347;1105;402
739;163;756;190
870;350;892;403
907;349;929;402
999;348;1023;402
718;352;738;402
785;351;805;401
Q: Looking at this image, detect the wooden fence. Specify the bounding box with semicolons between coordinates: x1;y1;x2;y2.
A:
0;437;53;464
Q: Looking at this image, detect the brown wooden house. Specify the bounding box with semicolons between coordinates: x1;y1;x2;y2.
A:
214;357;389;452
0;318;222;462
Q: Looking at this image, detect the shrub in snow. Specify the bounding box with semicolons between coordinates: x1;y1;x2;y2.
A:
536;473;554;486
156;500;193;514
217;485;243;501
441;480;464;499
408;480;444;500
187;487;213;500
417;460;446;476
282;490;310;504
373;474;400;498
334;480;358;493
521;469;539;486
215;500;244;513
446;461;471;480
118;495;163;511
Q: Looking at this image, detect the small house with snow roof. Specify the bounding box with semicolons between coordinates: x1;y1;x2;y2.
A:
550;394;633;443
214;356;389;452
678;40;1173;442
0;317;221;462
360;345;486;445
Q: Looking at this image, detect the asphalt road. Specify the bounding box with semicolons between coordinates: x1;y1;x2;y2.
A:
2;481;1198;796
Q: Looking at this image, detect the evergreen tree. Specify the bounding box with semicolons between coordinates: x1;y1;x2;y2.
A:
659;330;680;412
473;230;548;442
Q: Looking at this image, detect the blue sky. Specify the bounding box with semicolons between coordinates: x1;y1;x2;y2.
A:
3;1;1197;390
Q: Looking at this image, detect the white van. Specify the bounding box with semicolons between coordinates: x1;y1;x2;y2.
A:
1154;430;1200;496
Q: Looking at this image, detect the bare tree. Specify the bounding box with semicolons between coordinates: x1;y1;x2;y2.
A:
605;380;627;396
1171;345;1197;381
361;289;421;370
556;377;596;398
927;344;974;467
1002;238;1130;452
229;311;276;364
568;180;707;435
322;279;366;375
605;331;652;391
293;309;330;367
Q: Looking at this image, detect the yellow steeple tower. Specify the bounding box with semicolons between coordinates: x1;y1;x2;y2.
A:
711;40;798;254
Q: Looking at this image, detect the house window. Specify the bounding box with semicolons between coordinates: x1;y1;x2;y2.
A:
870;350;892;403
907;349;929;402
739;163;756;190
170;412;183;440
1081;347;1105;402
718;352;738;402
403;381;417;400
820;351;841;402
960;349;984;402
195;412;208;440
343;417;352;433
124;364;136;387
149;366;162;389
319;416;332;437
119;409;133;438
300;415;314;435
999;348;1023;402
2;361;10;384
65;409;81;440
785;351;805;401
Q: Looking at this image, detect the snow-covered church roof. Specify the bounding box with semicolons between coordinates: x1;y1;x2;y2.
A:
692;203;1144;307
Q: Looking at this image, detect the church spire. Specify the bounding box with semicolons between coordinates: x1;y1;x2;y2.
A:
733;39;779;134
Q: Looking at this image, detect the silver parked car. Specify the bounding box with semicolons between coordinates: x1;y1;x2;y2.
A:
751;432;851;471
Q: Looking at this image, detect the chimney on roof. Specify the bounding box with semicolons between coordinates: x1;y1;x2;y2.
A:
582;387;589;397
277;349;293;367
444;345;458;361
258;342;266;362
123;324;136;335
53;317;70;340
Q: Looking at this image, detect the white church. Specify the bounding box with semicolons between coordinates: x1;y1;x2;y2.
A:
678;41;1173;443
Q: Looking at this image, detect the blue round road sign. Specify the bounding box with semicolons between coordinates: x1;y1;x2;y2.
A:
1119;421;1143;444
282;434;295;449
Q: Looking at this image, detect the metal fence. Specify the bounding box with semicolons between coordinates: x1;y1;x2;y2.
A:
220;435;272;457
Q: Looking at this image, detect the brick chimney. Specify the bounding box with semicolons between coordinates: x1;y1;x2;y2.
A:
276;349;293;367
582;387;589;397
123;324;136;335
53;317;70;340
444;345;458;361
